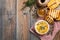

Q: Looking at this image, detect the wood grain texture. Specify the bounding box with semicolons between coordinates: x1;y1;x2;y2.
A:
17;0;40;40
17;12;29;40
1;0;16;15
0;0;16;40
2;15;16;40
30;10;40;40
0;15;3;40
17;0;30;40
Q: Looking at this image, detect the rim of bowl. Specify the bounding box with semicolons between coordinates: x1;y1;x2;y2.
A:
35;20;49;35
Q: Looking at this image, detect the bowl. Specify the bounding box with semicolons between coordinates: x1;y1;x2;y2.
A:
35;20;49;35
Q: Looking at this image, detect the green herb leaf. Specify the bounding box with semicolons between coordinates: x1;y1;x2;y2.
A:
25;0;36;7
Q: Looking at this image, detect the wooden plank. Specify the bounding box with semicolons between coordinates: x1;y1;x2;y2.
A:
17;0;31;40
0;1;4;40
2;15;16;40
30;10;40;40
0;15;3;40
0;0;16;40
17;10;30;40
18;0;40;40
17;11;29;40
0;0;6;15
1;0;16;15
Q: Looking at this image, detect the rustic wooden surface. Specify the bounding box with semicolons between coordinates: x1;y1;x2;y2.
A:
1;0;60;40
0;0;16;40
18;0;60;40
17;0;40;40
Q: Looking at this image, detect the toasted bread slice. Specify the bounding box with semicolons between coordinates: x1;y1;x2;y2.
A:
48;3;59;9
44;15;54;24
47;0;60;9
48;10;60;19
56;12;60;20
47;0;55;7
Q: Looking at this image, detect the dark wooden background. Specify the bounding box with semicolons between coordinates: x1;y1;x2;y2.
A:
0;0;17;40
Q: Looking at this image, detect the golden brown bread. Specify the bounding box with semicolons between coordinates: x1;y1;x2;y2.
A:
44;15;54;24
48;10;60;19
56;12;60;20
47;0;60;9
47;0;55;7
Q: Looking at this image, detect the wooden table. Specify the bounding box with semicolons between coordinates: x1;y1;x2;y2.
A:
1;0;60;40
18;0;60;40
0;0;16;40
17;0;40;40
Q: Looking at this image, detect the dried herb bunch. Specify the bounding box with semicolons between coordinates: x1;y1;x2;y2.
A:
22;0;36;10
